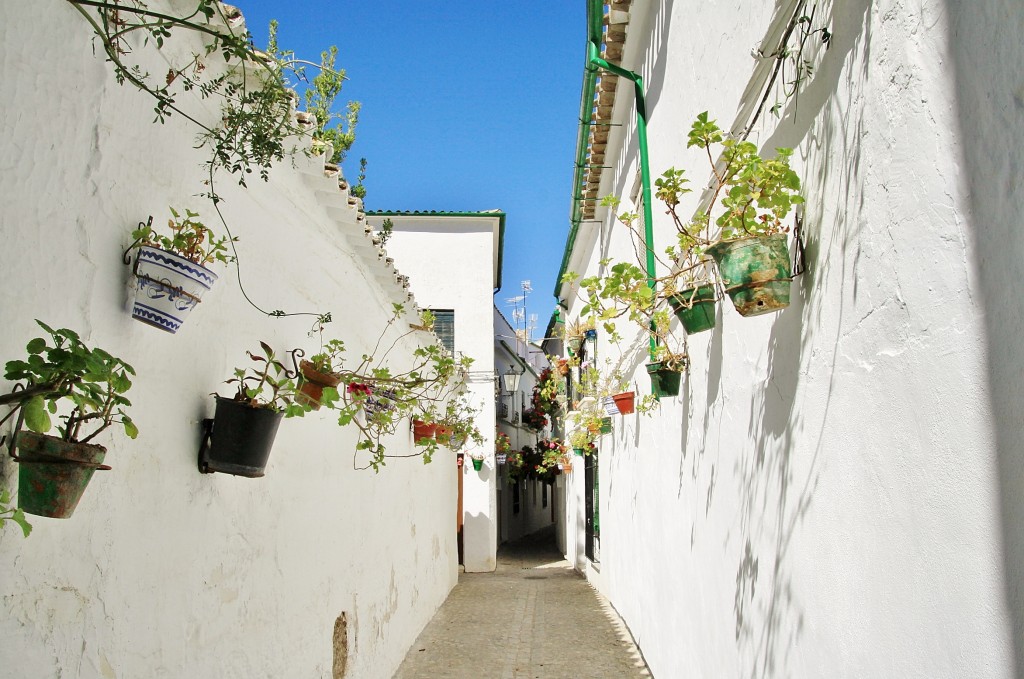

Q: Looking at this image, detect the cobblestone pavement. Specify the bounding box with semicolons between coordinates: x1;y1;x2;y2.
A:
394;527;652;678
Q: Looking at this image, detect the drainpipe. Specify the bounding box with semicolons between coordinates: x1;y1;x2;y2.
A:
555;0;658;362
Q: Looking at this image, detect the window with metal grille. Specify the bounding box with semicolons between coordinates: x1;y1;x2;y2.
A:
430;310;455;353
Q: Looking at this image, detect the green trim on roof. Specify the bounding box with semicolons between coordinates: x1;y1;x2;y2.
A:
367;210;506;292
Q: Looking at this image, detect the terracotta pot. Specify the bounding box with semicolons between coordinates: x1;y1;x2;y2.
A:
296;360;342;410
412;420;437;445
612;391;636;415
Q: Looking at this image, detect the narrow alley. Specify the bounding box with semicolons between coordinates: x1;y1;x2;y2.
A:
394;527;651;679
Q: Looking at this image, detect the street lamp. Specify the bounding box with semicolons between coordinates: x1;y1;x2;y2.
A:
503;365;522;396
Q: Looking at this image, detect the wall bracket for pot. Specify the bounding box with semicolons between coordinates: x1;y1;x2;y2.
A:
197;418;215;474
792;213;807;277
122;216;152;265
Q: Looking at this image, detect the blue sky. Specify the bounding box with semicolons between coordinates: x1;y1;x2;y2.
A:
235;1;585;339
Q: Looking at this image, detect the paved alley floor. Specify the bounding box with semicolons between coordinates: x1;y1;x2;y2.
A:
394;527;652;678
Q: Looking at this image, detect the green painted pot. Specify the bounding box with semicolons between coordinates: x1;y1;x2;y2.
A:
646;362;681;398
599;417;612;434
668;285;717;334
471;457;484;471
573;447;585;457
16;431;110;518
706;234;792;317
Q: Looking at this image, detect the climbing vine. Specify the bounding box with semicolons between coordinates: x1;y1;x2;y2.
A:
66;0;362;322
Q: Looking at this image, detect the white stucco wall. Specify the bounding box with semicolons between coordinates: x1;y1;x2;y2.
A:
559;1;1020;678
0;3;458;677
367;214;499;573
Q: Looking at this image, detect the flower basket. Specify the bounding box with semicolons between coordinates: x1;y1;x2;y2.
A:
646;362;682;397
131;246;218;334
668;284;717;334
14;431;112;518
612;391;635;415
706;234;792;317
296;360;342;410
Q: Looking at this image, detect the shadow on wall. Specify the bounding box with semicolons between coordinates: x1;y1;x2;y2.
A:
724;2;874;677
943;3;1024;677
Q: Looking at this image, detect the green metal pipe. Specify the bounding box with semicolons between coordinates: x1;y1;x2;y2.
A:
554;0;658;362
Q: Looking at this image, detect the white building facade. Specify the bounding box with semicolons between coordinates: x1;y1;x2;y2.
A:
366;211;504;573
555;2;1023;678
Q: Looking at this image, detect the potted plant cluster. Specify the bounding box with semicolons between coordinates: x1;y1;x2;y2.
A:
495;432;511;465
1;321;138;519
128;208;236;334
200;341;307;478
309;305;478;471
558;112;805;400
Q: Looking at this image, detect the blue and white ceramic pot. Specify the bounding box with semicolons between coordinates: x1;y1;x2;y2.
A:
132;246;218;333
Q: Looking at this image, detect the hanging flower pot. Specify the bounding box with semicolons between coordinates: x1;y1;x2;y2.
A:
132;246;218;334
296;360;342;410
200;397;283;477
668;284;717;334
612;391;636;415
496;452;508;465
471;457;484;471
14;431;112;518
599;417;612;434
573;447;585;457
601;396;618;417
558;457;573;473
566;337;583;356
583;328;597;341
706;234;792;317
412;420;438;445
646;362;682;397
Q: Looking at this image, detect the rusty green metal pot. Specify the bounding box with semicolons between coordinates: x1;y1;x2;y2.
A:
646;362;681;397
16;431;111;518
706;234;792;317
668;284;717;334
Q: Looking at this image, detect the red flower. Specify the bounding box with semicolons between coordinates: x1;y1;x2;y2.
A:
347;383;372;396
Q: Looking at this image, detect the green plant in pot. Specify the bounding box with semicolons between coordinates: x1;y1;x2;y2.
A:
128;208;237;334
567;427;596;457
646;346;688;399
561;318;592;357
201;342;306;478
686;111;804;316
297;339;346;411
1;321;138;520
654;168;720;334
